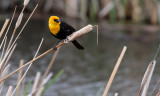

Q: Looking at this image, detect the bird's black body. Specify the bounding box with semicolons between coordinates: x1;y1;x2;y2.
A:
52;20;84;50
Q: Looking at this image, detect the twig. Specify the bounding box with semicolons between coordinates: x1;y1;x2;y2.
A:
103;46;127;96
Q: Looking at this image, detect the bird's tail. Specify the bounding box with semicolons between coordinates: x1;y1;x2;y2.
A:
72;40;84;50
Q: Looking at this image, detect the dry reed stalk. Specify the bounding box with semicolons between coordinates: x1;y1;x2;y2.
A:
0;83;4;95
116;0;124;20
131;0;140;23
42;73;53;85
0;24;95;83
36;87;43;96
6;13;23;51
0;44;16;74
24;0;30;6
99;0;119;18
65;0;78;18
7;4;38;56
0;19;10;38
140;61;156;96
156;89;160;96
30;72;41;95
0;37;7;62
6;86;13;96
0;44;16;75
114;93;118;96
0;64;10;90
36;73;53;95
10;38;44;96
138;45;160;96
3;43;17;68
2;6;17;54
150;1;158;24
145;0;158;24
39;47;61;88
151;79;160;96
0;36;6;51
3;6;17;38
99;1;113;18
102;46;127;96
7;0;30;51
1;64;10;79
157;3;160;23
93;25;99;46
138;61;155;96
0;44;17;71
20;73;26;96
16;60;24;96
1;4;38;72
21;0;30;13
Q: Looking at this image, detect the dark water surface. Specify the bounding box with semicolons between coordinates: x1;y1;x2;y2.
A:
1;19;160;96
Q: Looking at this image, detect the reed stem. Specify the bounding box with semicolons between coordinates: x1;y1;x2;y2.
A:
103;46;127;96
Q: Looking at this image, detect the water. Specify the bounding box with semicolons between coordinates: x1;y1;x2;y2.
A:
1;18;160;96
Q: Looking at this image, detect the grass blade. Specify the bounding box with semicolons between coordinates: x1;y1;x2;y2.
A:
41;69;64;95
24;80;31;96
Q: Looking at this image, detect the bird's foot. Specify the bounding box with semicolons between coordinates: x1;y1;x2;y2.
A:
64;36;69;43
53;48;57;51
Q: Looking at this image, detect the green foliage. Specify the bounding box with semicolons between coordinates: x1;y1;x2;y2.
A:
41;69;64;96
95;87;103;96
109;6;117;23
89;0;97;22
122;0;127;10
24;80;32;96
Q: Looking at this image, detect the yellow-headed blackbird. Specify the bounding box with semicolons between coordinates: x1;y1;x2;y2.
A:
48;16;84;50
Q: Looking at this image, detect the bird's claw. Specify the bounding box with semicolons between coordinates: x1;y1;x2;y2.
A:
64;36;69;43
53;48;57;51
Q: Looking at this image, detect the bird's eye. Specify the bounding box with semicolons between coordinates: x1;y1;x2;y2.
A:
54;19;58;21
54;19;61;23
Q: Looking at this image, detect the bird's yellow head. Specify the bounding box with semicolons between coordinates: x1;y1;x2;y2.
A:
49;16;61;25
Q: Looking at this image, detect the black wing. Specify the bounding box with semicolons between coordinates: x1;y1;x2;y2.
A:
57;21;76;39
61;20;76;34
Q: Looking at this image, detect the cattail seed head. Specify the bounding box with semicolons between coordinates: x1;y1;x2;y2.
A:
24;0;30;6
16;13;23;28
68;24;93;41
